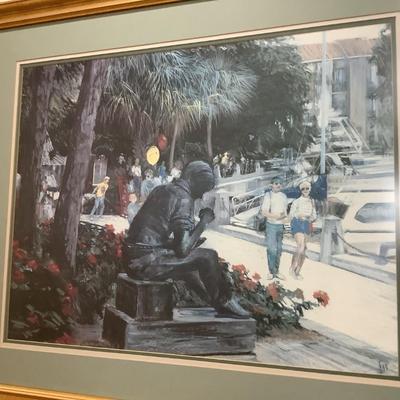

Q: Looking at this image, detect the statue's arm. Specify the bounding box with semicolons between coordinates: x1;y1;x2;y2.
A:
173;208;214;258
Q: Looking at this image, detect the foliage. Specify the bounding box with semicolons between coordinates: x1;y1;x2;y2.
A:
8;220;125;343
75;222;124;324
174;259;327;337
229;262;326;335
204;38;319;157
8;232;75;344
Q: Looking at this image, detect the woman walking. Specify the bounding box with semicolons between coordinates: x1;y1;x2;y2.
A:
289;180;316;280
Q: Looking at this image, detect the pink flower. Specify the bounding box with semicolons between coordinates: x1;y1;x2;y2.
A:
232;264;247;273
87;254;97;266
267;283;279;301
104;224;115;233
313;290;330;307
244;280;257;291
115;246;122;259
27;259;39;271
54;333;75;345
252;272;261;282
14;248;27;261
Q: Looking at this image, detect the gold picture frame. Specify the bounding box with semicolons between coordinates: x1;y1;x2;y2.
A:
0;1;399;399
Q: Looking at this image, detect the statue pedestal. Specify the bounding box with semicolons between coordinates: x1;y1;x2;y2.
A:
103;273;256;355
103;306;256;355
116;274;173;321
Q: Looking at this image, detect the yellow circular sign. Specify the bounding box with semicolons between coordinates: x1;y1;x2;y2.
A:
146;146;160;166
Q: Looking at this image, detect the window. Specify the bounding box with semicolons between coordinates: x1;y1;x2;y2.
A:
354;202;395;223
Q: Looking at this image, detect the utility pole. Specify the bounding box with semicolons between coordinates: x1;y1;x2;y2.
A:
320;31;328;175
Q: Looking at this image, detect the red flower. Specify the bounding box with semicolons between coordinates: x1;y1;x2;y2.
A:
14;248;27;261
47;262;60;275
12;269;25;284
232;264;247;273
252;272;261;282
104;224;115;233
26;312;39;326
65;283;78;300
12;240;19;249
115;246;122;259
27;259;39;271
243;280;257;291
313;290;330;307
87;254;97;266
54;332;75;345
267;282;279;301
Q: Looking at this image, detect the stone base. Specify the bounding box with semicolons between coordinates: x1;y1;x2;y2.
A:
103;306;256;355
116;273;173;321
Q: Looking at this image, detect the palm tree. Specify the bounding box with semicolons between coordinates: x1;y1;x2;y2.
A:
98;51;204;166
196;54;257;159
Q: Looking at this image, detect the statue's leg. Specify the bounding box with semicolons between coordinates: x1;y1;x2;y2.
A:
132;248;230;307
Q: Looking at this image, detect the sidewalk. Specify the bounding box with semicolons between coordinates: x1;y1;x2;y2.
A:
203;228;398;356
215;224;397;285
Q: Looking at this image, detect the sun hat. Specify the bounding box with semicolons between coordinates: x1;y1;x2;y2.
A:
299;180;311;190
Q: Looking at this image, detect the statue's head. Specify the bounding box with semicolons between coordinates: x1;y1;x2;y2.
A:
182;161;215;199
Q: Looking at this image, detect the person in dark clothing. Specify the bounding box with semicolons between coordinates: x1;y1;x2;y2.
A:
124;161;249;319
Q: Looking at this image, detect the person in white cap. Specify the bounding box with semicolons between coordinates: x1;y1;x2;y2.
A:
289;180;316;279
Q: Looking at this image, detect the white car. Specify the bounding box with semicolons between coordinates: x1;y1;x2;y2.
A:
329;191;396;258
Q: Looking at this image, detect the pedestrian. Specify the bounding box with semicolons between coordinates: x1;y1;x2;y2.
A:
90;176;110;218
127;193;141;225
130;158;142;197
157;160;167;184
140;169;160;203
115;154;129;216
170;160;183;181
261;176;288;280
289;180;316;280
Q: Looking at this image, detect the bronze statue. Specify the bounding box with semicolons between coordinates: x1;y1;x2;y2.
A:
124;161;249;318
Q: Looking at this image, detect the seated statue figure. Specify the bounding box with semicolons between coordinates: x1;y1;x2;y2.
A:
124;160;250;319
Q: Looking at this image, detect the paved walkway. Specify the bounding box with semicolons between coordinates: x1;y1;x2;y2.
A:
203;229;398;357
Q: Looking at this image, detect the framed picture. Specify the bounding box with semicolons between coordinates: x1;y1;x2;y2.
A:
0;1;399;399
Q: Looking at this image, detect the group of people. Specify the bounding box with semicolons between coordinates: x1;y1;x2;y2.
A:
89;155;184;221
213;152;257;178
261;176;316;281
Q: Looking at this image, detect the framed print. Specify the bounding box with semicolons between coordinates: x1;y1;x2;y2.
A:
0;1;400;399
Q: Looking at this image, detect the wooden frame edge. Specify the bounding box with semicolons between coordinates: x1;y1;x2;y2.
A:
0;384;112;400
0;0;189;30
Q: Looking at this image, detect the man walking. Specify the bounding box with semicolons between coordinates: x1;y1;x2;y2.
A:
261;176;288;280
90;176;110;218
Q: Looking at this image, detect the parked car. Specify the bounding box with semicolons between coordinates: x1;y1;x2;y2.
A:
329;191;396;258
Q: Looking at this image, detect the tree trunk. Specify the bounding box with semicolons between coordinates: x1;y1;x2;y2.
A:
52;59;108;272
16;65;56;250
168;119;180;170
206;109;213;160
